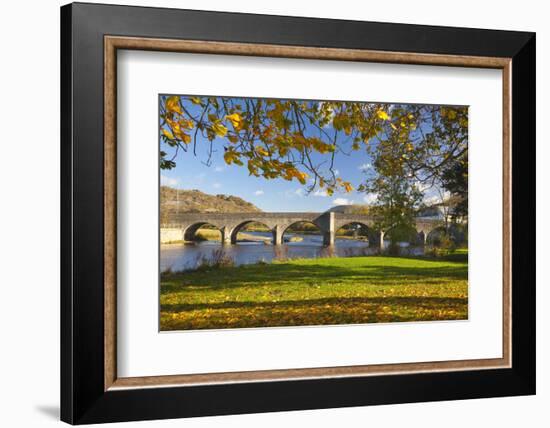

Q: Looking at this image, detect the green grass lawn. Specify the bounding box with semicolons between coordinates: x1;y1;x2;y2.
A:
160;254;468;331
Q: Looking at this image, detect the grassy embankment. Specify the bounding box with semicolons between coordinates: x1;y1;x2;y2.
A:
160;251;468;331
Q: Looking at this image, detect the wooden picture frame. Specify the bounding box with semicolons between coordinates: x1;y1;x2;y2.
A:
61;2;535;424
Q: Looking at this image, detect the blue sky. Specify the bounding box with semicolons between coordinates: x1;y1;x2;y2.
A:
161;140;377;212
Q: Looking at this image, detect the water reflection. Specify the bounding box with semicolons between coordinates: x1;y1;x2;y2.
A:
160;231;425;272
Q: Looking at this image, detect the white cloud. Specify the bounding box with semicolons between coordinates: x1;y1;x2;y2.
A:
214;165;225;172
363;193;378;204
358;163;372;171
423;190;451;205
283;188;305;198
254;190;264;196
332;197;354;206
424;195;440;205
160;175;179;187
313;189;328;197
333;169;340;176
414;180;430;192
212;182;222;189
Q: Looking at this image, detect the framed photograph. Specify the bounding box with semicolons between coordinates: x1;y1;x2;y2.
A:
61;2;535;424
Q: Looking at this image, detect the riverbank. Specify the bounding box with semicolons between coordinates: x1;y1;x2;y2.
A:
160;253;468;331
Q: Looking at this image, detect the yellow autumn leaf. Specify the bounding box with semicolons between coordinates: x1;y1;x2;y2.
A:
166;96;183;115
181;133;191;144
223;150;239;164
376;110;390;120
332;112;347;131
305;138;332;154
179;119;194;129
211;123;228;137
225;113;243;130
162;129;174;140
190;97;202;104
343;181;354;193
255;146;269;157
169;121;183;138
295;171;308;185
247;160;260;177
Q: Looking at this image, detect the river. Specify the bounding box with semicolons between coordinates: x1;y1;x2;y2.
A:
160;231;425;272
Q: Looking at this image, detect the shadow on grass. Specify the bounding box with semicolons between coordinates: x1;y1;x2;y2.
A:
161;261;467;292
417;250;468;263
160;294;468;330
161;295;467;313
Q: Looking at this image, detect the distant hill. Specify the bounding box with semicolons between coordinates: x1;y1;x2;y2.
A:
161;186;261;222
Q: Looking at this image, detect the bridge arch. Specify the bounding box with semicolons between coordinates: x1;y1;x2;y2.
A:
183;222;223;243
424;225;451;245
230;220;273;244
335;221;384;247
415;220;443;245
282;221;326;246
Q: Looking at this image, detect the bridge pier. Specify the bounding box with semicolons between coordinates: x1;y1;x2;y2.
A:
316;211;335;246
419;231;428;246
221;227;232;245
272;225;284;245
368;230;385;250
379;231;385;250
323;231;335;246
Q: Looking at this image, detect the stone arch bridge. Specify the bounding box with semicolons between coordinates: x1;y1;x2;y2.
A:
161;212;442;248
